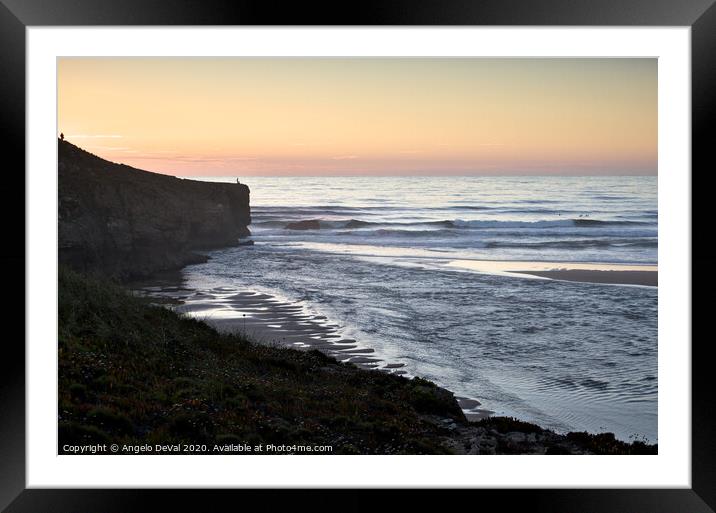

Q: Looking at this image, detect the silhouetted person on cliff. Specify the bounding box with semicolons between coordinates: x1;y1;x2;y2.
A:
60;133;64;141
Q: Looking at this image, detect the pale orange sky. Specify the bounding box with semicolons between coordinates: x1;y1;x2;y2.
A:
58;58;657;176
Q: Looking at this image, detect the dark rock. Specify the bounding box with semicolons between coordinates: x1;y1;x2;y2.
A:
505;431;527;444
285;219;321;230
442;417;657;455
58;139;251;279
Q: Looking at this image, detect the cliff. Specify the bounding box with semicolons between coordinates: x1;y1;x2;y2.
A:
58;140;251;279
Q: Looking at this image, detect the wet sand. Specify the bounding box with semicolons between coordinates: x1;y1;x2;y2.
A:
445;259;657;287
516;269;657;286
456;396;494;420
137;283;496;421
141;285;397;372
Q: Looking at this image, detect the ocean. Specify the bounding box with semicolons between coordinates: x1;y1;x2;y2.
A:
177;175;658;442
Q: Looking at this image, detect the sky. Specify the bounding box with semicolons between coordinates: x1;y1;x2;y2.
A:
58;58;657;176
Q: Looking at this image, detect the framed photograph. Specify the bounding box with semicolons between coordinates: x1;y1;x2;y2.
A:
2;0;712;511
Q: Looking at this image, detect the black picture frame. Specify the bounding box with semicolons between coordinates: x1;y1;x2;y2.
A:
2;1;713;511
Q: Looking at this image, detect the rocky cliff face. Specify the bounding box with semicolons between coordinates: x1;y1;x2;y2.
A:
58;140;251;279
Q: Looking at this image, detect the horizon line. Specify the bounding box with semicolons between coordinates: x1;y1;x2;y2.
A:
61;140;657;179
178;173;658;178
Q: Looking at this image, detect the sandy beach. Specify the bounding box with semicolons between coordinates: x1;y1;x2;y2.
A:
140;284;393;369
515;269;657;286
445;259;657;286
171;288;388;367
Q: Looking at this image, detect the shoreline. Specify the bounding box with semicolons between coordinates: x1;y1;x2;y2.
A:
131;257;656;442
273;243;657;287
514;269;657;286
131;251;658;442
61;267;657;455
444;259;657;286
136;277;494;421
140;283;389;370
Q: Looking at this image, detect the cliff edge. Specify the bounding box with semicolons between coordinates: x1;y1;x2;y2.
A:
58;139;251;279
